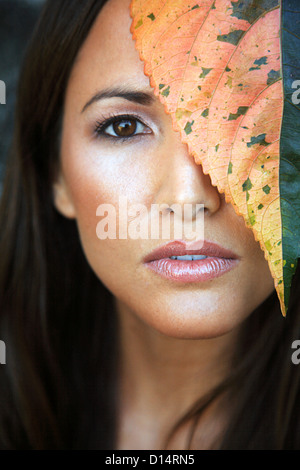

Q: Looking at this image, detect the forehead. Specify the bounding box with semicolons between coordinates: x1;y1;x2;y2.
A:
67;0;151;99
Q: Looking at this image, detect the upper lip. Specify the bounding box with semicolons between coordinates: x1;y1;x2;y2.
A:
143;240;239;263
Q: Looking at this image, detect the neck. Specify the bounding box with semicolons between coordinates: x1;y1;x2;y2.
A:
115;298;242;449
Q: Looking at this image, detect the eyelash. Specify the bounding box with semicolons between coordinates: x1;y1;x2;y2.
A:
94;113;151;143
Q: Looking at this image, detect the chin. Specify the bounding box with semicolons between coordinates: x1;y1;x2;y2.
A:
129;297;249;340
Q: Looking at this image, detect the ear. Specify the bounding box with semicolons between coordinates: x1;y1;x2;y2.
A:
52;172;76;219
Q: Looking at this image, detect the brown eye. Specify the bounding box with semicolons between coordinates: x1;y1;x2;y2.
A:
98;115;150;140
112;119;137;137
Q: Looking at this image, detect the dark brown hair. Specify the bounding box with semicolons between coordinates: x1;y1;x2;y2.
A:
0;0;299;450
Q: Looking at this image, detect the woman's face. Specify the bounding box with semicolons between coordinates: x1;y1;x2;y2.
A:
55;0;275;339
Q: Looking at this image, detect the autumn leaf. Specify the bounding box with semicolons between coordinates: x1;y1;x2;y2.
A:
130;0;300;316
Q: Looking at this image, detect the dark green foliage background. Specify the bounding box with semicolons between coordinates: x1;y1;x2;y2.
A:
0;0;44;189
280;0;300;311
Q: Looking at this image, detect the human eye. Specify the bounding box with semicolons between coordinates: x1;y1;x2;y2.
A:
94;113;152;142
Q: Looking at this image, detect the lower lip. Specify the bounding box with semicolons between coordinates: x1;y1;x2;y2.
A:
145;257;239;283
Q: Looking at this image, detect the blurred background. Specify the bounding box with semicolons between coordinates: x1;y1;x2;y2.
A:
0;0;45;187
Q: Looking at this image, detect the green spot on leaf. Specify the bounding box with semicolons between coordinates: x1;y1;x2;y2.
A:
217;29;245;45
265;240;273;251
249;56;268;71
135;18;143;29
242;177;253;192
267;69;281;85
262;185;271;194
201;108;209;118
228;161;233;174
228;106;249;121
258;203;264;210
147;13;155;21
246;133;268;147
230;0;279;24
175;108;192;120
199;67;212;79
184;120;194;135
161;85;170;97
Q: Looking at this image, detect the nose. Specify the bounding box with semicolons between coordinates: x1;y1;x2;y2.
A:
154;132;221;216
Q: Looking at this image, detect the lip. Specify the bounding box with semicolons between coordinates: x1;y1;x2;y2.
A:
143;240;240;283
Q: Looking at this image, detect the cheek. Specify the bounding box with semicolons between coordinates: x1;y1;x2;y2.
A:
59;133;158;286
239;218;276;310
223;207;275;296
60;121;162;211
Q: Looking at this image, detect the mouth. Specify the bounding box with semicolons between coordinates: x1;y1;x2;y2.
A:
143;240;240;283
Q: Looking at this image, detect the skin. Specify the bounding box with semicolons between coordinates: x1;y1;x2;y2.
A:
54;0;276;449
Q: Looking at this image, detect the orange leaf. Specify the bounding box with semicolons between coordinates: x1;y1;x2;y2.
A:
130;1;285;313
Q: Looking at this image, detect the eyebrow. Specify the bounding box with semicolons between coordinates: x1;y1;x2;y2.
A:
81;86;155;113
